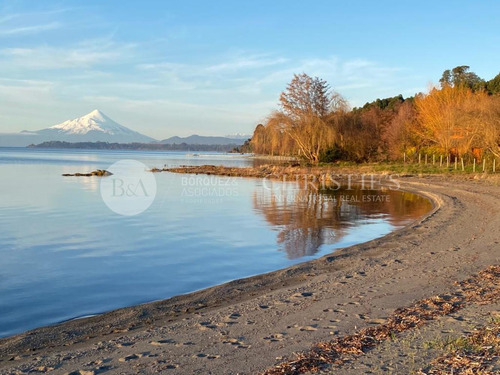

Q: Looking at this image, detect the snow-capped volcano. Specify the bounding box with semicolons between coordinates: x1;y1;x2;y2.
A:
49;109;132;135
33;110;156;143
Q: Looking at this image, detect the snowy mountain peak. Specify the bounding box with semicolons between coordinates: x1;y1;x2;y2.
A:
49;110;131;136
0;110;156;146
89;109;103;116
85;109;106;120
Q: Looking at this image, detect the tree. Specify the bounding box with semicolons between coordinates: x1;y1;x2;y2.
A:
279;73;334;119
439;65;485;91
481;95;500;157
266;73;348;163
383;101;417;159
414;85;496;156
486;73;500;95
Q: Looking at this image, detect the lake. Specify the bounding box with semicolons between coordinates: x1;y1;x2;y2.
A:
0;148;432;337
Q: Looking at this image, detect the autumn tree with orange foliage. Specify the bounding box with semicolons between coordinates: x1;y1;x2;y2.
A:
414;85;499;157
382;100;418;159
252;73;348;163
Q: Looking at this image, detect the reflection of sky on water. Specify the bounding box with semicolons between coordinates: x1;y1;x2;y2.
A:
0;148;431;337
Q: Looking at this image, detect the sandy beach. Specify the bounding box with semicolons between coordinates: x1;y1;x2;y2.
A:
1;172;499;374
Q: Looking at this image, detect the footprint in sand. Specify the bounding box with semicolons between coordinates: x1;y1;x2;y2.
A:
118;354;140;362
367;318;387;325
194;353;220;360
154;361;179;370
86;358;112;367
35;366;55;373
198;321;219;330
150;339;176;346
118;352;149;362
356;314;370;320
298;324;318;332
290;292;314;299
264;333;286;342
111;328;129;334
222;338;241;345
222;338;251;348
116;342;135;348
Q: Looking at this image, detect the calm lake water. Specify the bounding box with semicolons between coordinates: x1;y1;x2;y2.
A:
0;148;432;337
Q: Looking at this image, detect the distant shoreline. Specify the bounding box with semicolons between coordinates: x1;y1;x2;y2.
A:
26;140;242;152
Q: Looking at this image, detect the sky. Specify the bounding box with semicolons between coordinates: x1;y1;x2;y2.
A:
0;0;499;140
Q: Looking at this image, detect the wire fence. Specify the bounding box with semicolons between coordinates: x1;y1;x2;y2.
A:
403;152;497;173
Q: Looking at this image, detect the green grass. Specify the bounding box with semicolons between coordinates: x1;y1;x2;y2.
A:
317;161;497;175
424;335;484;353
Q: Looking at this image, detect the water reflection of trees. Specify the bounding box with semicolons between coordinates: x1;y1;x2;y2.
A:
253;183;432;259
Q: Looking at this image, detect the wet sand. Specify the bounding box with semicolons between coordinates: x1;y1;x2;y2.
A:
1;173;499;374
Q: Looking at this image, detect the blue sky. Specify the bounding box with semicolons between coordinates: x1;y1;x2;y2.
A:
0;0;499;139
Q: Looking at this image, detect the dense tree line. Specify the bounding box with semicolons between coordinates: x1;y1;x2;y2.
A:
248;68;500;162
29;141;239;152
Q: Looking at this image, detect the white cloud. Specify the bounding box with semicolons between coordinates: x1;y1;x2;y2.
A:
0;21;61;36
0;40;137;70
137;53;290;93
206;55;289;72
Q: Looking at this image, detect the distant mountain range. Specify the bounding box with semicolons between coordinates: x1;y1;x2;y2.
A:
0;110;247;147
160;135;244;145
